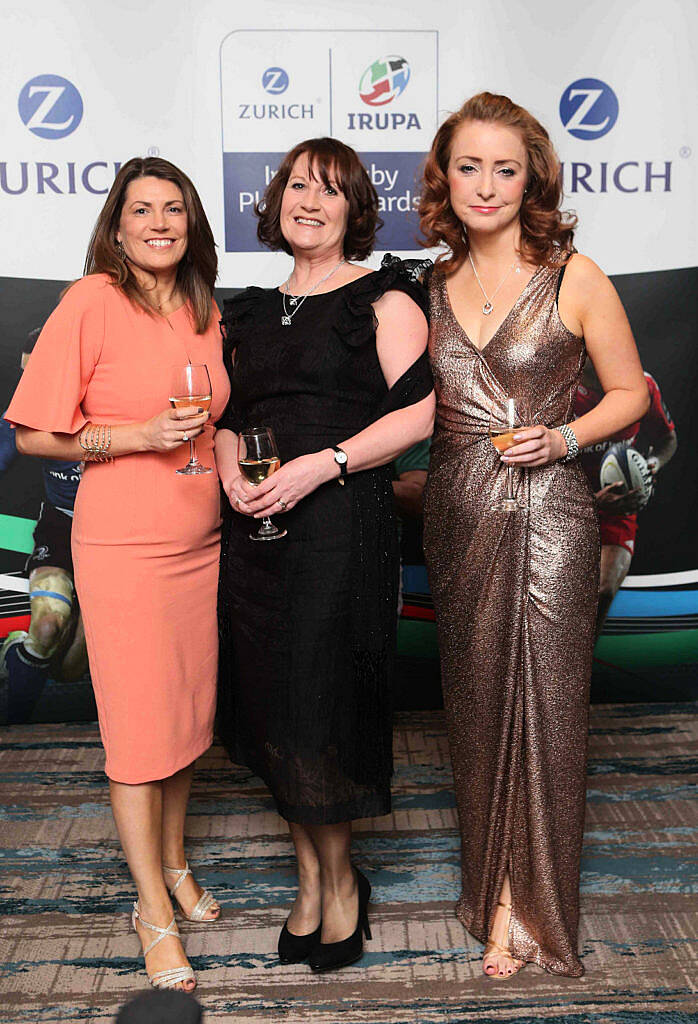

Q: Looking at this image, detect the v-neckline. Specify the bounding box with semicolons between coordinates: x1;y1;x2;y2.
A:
442;265;543;356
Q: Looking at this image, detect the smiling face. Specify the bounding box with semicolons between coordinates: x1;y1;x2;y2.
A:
116;175;188;276
447;120;528;237
279;154;350;259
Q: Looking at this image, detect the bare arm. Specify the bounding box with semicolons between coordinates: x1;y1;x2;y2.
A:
223;289;434;517
503;254;650;466
647;429;678;475
15;405;210;459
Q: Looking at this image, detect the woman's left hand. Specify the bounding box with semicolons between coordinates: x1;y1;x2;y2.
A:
243;451;335;517
500;425;568;467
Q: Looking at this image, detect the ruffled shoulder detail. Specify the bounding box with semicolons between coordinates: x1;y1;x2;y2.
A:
336;253;432;348
220;286;267;349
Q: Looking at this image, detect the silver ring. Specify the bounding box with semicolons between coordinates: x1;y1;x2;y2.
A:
278;498;288;510
182;433;189;442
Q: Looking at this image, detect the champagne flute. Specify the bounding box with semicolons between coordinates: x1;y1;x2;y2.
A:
238;427;288;541
489;397;529;512
169;364;213;475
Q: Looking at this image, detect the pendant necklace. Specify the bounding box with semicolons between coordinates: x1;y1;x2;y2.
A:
281;258;346;326
468;252;519;316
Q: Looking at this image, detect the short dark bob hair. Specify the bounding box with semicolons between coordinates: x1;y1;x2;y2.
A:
256;137;382;261
419;92;577;271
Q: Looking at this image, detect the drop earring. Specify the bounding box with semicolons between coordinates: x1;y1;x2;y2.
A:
116;240;126;260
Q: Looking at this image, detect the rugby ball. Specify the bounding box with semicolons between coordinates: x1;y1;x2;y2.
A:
599;443;653;509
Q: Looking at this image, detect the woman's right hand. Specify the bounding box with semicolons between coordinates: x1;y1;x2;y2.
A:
141;406;209;452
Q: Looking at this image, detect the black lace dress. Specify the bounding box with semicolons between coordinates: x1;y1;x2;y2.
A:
217;256;433;824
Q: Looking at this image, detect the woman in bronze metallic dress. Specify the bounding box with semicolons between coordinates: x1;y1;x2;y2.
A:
419;93;649;978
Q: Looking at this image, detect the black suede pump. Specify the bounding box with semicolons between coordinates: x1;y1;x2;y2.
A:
277;920;322;964
308;868;371;973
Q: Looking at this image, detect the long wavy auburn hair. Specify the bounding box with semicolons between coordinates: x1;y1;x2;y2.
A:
419;92;577;272
83;157;217;334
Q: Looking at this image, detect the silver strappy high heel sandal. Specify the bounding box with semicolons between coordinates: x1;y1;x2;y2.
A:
163;861;220;922
131;901;196;990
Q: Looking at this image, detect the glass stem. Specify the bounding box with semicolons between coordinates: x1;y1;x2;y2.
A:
189;438;198;465
506;463;514;503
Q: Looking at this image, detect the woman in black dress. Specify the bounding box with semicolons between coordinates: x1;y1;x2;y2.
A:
215;137;434;971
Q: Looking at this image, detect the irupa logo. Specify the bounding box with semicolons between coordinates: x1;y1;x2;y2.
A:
348;56;420;131
18;74;84;139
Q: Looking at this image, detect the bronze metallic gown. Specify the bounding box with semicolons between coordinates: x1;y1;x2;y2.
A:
423;261;599;977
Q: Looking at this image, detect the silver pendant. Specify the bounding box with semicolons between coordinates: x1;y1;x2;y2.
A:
482;302;493;316
288;297;297;306
281;315;292;326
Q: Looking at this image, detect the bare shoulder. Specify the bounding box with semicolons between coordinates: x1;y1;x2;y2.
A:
564;253;613;290
372;286;427;326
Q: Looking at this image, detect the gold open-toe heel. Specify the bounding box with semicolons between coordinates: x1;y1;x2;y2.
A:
131;901;196;990
163;861;220;922
483;900;525;980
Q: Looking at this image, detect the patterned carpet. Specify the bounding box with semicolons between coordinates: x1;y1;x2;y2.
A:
1;704;697;1024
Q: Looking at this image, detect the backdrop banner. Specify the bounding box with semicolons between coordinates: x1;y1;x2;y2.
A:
1;0;696;718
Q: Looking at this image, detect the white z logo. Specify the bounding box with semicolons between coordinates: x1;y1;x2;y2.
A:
25;85;75;132
564;89;609;133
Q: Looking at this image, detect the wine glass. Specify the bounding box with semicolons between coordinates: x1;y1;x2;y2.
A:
489;397;530;512
169;364;213;475
238;427;287;542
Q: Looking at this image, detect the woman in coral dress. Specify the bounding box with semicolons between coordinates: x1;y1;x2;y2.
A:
5;158;229;991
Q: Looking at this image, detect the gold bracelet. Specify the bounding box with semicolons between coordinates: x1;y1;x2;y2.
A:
79;422;113;462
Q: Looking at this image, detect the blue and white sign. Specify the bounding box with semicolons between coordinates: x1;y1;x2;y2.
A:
262;67;289;95
220;30;438;253
18;74;84;140
559;78;619;140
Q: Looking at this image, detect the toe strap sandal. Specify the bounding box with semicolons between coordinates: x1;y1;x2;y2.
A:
131;901;196;990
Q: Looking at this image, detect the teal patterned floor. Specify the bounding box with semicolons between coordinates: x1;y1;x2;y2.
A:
1;704;697;1022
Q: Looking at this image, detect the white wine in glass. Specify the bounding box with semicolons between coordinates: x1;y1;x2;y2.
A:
169;364;213;476
238;427;287;541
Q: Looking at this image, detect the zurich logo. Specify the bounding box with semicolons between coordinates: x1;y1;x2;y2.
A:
559;78;618;140
262;67;289;95
359;56;410;107
18;74;83;139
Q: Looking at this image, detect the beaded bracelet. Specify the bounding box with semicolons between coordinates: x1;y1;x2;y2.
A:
78;423;113;462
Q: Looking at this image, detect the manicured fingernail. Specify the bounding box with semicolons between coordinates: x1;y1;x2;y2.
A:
197;407;203;413
513;433;522;440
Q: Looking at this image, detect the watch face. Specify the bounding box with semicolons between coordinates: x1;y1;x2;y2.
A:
335;450;348;464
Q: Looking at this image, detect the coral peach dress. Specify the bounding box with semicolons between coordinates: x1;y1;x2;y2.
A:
6;274;230;783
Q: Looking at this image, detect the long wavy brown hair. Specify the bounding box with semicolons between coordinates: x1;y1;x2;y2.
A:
83;157;217;333
256;137;382;261
419;92;576;272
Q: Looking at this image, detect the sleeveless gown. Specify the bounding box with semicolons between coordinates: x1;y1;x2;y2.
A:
217;256;433;824
423;260;599;976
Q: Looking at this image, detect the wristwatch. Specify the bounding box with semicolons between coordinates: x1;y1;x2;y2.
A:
332;446;348;485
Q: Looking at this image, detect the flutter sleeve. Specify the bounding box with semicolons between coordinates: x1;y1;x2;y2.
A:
335;253;433;349
5;276;106;435
216;287;265;434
